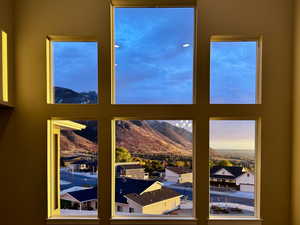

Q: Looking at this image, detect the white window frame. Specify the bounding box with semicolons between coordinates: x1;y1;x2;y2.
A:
0;30;11;107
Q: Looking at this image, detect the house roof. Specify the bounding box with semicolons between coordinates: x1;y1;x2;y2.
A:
210;166;243;178
67;186;97;202
116;165;144;175
166;166;192;175
119;164;144;170
125;187;181;206
70;159;97;166
115;178;156;204
60;186;92;195
70;159;90;165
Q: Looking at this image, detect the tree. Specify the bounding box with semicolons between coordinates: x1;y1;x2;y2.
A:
209;160;215;168
175;161;185;167
115;147;132;162
216;160;233;167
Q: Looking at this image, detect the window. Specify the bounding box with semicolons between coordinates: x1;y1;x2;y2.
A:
114;8;194;104
1;31;8;103
48;120;98;217
47;38;98;104
114;120;194;217
46;4;262;225
210;38;260;104
209;120;258;217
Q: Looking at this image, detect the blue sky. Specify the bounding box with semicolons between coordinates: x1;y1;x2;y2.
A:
53;41;98;93
53;8;256;150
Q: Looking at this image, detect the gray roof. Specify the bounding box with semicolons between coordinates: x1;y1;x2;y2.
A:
115;178;156;204
166;166;192;175
125;187;181;206
210;166;243;178
119;164;144;170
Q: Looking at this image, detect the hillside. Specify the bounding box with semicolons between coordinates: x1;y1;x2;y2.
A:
60;130;97;157
116;120;192;156
55;87;97;104
55;88;193;157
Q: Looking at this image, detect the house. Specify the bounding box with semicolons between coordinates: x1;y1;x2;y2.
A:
210;166;254;192
68;159;98;173
60;186;98;211
236;171;255;192
115;178;181;215
68;159;90;172
2;0;300;224
116;162;149;180
165;167;193;183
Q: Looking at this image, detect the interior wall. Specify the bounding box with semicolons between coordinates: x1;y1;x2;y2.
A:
0;0;293;225
292;0;300;225
0;0;16;223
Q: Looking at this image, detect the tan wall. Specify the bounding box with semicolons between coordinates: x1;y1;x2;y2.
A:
180;173;193;183
142;196;180;215
293;0;300;225
0;0;294;225
0;0;16;224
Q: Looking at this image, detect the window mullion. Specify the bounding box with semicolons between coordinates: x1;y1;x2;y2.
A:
99;118;113;223
194;115;210;223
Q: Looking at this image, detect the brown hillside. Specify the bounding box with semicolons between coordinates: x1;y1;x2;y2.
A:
116;120;192;156
60;130;97;157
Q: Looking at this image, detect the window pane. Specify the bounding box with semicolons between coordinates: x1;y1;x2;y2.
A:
209;120;256;217
1;31;8;102
114;8;194;104
210;41;257;104
52;42;98;104
52;120;98;216
114;120;193;217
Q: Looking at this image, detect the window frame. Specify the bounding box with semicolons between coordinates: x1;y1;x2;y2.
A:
210;36;263;105
46;1;263;225
208;117;261;220
0;30;12;107
46;36;99;105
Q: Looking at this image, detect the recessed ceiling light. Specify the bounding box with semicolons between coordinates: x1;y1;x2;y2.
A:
182;43;191;48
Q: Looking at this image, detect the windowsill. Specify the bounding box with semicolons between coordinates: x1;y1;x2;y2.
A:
208;217;263;225
0;100;13;108
111;216;197;220
46;217;263;225
47;217;99;225
111;217;198;225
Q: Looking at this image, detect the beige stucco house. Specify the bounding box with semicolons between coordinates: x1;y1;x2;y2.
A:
165;167;193;183
115;178;182;215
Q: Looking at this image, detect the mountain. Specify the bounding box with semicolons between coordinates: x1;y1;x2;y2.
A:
55;87;193;157
116;120;192;156
55;87;97;104
60;120;192;157
60;130;97;157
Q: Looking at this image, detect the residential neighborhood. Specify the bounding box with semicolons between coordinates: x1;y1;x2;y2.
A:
55;120;255;217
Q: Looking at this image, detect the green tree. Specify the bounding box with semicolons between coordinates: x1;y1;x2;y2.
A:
115;147;132;162
209;160;215;168
175;161;185;167
217;160;233;167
